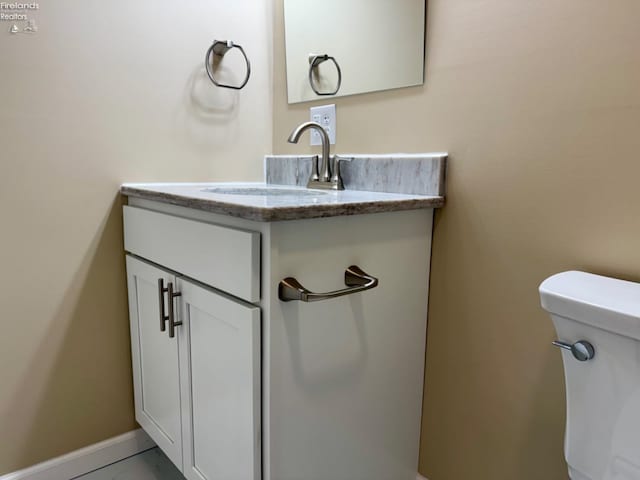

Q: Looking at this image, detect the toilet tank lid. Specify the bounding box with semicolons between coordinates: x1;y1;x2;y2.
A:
539;271;640;340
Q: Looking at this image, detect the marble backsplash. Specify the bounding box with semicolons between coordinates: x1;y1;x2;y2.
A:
264;154;447;196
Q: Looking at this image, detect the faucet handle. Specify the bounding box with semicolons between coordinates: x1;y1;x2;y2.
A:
309;155;320;183
330;155;352;190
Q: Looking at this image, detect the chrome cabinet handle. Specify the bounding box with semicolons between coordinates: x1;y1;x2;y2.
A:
278;265;379;302
158;279;169;332
552;340;595;361
167;282;182;338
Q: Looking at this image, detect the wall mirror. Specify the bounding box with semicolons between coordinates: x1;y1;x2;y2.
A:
283;0;426;104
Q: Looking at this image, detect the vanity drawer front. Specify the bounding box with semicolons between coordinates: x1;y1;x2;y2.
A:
123;206;260;302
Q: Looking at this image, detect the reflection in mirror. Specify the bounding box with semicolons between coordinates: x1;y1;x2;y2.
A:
284;0;426;104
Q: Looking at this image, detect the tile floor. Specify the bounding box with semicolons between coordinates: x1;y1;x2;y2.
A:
74;448;184;480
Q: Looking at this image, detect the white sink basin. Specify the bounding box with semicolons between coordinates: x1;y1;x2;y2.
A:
201;186;330;197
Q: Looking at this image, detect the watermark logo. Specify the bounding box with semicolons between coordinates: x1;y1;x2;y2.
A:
0;3;39;11
2;2;39;35
9;18;35;34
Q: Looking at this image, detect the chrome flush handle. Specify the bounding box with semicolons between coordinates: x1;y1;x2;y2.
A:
552;340;595;361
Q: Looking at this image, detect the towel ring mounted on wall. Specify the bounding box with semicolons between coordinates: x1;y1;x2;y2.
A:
308;54;342;96
205;40;251;90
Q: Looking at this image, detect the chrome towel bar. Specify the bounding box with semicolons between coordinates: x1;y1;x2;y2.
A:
279;265;378;302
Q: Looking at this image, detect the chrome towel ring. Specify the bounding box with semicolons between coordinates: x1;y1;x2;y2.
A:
308;53;342;96
205;40;251;90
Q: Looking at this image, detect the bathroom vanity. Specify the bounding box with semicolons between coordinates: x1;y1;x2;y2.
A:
121;154;446;480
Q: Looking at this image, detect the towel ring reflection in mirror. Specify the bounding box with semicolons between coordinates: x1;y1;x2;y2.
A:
205;40;251;90
308;54;342;96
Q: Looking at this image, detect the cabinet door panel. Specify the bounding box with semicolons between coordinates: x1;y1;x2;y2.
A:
266;210;433;480
126;256;183;469
178;279;261;480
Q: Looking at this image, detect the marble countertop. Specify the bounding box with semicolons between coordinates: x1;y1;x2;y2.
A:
121;182;445;222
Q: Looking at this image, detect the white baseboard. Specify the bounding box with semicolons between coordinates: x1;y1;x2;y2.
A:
0;429;155;480
0;431;425;480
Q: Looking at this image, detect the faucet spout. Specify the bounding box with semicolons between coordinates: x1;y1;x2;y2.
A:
287;121;331;183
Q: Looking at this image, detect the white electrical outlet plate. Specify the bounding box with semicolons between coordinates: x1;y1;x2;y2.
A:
310;104;336;145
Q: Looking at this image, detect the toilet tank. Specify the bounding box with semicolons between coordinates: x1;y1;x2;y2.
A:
540;271;640;480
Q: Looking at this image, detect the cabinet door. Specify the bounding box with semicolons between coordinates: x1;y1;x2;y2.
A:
176;278;261;480
126;256;183;469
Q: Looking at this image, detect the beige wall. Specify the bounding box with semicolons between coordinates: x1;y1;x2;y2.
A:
273;1;640;479
0;1;272;474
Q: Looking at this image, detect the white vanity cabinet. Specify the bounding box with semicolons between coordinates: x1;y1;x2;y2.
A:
123;197;435;480
124;208;262;480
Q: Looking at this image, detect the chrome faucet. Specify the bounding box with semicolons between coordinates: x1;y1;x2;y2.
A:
287;121;345;190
